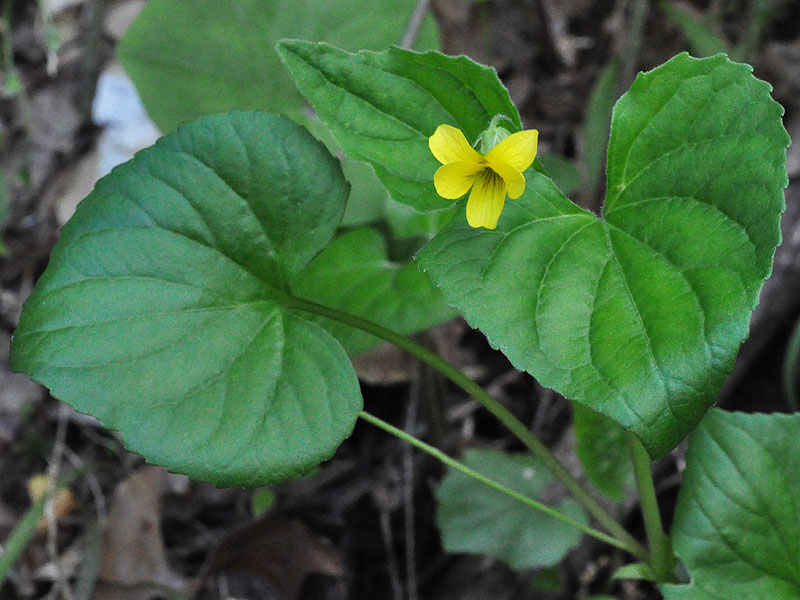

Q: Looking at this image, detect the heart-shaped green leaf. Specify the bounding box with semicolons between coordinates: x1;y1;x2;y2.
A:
661;409;800;599
572;403;633;501
10;112;362;487
118;0;439;132
436;448;588;569
418;54;788;457
277;40;522;212
291;228;457;356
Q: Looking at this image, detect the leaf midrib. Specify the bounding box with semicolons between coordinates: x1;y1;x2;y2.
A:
610;59;734;195
15;299;275;339
607;131;750;211
706;421;800;586
60;224;286;296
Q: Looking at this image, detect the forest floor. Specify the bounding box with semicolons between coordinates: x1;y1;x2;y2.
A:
1;0;800;599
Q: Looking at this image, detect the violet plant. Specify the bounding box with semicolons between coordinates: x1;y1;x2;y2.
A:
8;23;793;599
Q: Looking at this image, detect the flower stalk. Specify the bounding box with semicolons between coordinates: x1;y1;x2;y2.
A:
289;295;648;560
360;409;637;553
628;432;677;581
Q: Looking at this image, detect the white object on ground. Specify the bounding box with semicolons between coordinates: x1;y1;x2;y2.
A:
92;63;161;177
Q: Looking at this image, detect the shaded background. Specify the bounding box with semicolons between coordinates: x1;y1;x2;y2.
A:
1;0;799;598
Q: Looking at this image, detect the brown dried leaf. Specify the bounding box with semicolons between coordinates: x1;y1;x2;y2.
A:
0;332;44;414
92;467;185;600
193;518;343;600
105;0;147;41
47;148;100;227
352;342;415;385
352;321;483;384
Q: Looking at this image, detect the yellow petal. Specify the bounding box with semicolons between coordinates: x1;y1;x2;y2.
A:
485;129;538;172
429;124;483;165
434;162;485;199
466;170;506;230
27;474;77;532
27;474;50;501
486;161;525;199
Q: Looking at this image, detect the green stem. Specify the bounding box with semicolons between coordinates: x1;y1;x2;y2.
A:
290;296;647;560
627;432;676;581
782;316;800;412
0;466;89;585
621;0;649;90
399;0;430;49
360;410;634;553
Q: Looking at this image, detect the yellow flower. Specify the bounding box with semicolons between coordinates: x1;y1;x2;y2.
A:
429;124;538;230
27;473;77;532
